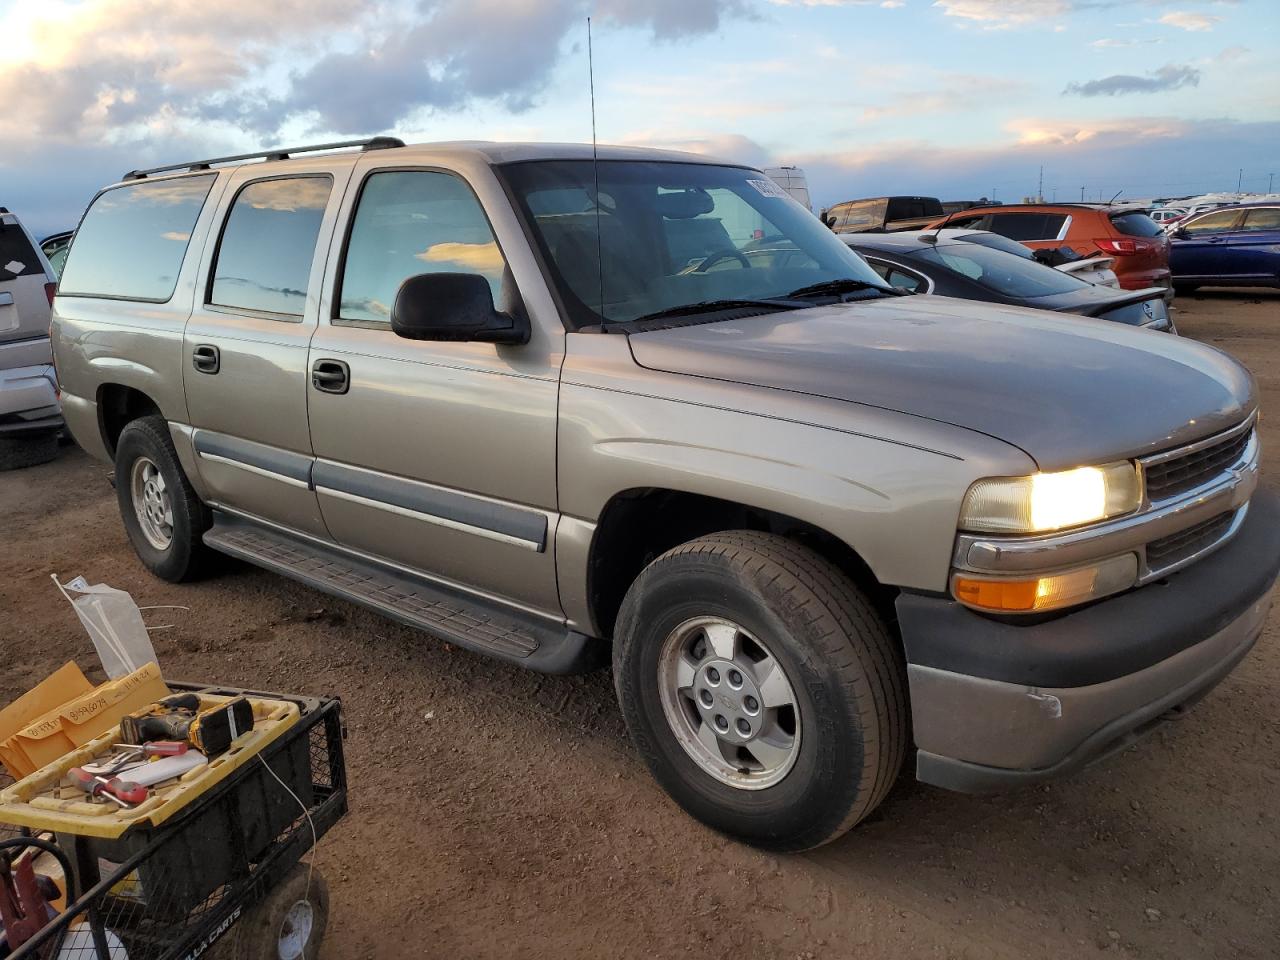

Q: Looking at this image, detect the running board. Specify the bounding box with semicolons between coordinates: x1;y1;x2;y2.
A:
203;513;605;674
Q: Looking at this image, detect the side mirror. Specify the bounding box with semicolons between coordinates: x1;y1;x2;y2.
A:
1171;227;1188;240
391;273;529;345
824;215;837;229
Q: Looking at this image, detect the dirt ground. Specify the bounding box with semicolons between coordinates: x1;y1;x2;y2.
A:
2;289;1278;960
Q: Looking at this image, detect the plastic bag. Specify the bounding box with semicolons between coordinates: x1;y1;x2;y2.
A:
52;576;157;680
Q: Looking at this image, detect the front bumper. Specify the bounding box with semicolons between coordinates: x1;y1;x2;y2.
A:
899;486;1280;793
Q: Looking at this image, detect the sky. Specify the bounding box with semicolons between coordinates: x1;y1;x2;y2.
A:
1;0;1276;237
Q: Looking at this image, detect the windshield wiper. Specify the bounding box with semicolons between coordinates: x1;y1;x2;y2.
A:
632;298;798;324
785;278;898;299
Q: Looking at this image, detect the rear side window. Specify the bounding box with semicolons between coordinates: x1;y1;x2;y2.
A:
337;171;507;325
986;213;1067;242
886;197;943;220
0;221;41;279
210;177;332;317
59;175;215;301
1241;208;1280;232
1109;212;1162;237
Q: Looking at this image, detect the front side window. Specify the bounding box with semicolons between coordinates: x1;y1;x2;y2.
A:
914;243;1087;298
1181;210;1241;236
58;175;216;301
210;177;332;317
338;171;506;325
500;160;888;328
1241;208;1280;232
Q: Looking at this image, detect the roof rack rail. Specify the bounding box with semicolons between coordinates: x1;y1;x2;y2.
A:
121;136;405;181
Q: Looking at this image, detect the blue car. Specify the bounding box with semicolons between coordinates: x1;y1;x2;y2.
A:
1169;202;1280;293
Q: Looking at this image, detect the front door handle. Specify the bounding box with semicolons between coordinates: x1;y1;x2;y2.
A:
311;359;350;395
192;344;220;374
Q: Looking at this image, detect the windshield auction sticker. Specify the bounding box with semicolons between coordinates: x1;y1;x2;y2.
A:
746;179;788;199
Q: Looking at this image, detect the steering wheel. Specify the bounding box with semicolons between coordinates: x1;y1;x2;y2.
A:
692;248;752;272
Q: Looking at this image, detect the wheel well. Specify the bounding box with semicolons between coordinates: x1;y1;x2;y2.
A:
587;488;894;638
98;384;162;459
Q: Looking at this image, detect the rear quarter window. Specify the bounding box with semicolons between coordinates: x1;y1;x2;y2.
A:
986;212;1067;242
58;175;216;301
0;221;42;279
1109;212;1163;238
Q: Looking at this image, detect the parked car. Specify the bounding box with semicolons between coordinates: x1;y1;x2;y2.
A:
930;203;1172;297
823;195;944;234
843;230;1173;331
1169;202;1280;293
1150;208;1186;228
956;228;1121;288
762;166;812;212
52;139;1279;851
40;231;73;279
0;207;62;469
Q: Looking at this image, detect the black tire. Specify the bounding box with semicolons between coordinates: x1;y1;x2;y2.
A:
115;415;212;582
0;429;58;471
614;531;908;851
212;864;329;960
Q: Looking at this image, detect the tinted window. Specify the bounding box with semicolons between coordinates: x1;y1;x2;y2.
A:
956;230;1034;259
210;177;332;316
0;221;41;278
886;197;943;220
913;243;1086;298
1181;210;1241;237
339;171;505;325
1241;208;1280;232
867;259;925;292
1109;212;1162;237
986;212;1067;242
59;175;215;300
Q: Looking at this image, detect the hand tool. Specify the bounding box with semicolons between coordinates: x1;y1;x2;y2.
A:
67;767;148;806
116;741;190;757
120;695;253;755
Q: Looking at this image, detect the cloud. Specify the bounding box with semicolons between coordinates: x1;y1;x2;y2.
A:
1158;11;1222;31
861;73;1027;120
1063;63;1201;97
932;0;1074;24
0;0;751;149
1090;37;1163;49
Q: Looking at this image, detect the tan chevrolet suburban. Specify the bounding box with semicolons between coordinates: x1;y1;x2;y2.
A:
51;138;1279;850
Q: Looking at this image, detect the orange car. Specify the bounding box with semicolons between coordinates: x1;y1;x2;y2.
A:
928;203;1171;295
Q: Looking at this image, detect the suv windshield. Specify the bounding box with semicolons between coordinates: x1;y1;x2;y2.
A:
500;160;889;328
914;242;1088;298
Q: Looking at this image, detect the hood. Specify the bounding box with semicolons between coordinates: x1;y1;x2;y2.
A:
627;295;1255;471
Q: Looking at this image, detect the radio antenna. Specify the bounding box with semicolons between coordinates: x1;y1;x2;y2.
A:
588;17;606;327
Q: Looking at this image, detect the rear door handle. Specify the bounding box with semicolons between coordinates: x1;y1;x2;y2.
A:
311;359;350;395
192;344;220;374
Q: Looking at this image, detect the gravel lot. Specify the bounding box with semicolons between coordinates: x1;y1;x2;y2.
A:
1;289;1276;959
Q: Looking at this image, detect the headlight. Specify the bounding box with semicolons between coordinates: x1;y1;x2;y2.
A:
959;462;1141;534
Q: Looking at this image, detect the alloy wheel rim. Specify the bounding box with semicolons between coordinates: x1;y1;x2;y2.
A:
657;616;801;790
130;456;174;551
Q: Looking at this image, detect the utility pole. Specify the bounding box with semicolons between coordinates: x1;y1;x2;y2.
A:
1237;168;1243;193
1038;165;1044;202
1080;185;1085;201
1269;172;1275;194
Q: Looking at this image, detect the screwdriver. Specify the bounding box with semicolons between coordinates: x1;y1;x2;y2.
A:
68;767;149;806
116;741;190;757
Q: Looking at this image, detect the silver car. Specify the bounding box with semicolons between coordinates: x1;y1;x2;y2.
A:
51;139;1279;850
0;207;61;469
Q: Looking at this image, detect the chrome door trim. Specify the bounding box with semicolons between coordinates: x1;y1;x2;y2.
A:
312;458;549;553
192;428;314;486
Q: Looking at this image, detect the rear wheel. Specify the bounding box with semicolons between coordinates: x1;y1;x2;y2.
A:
614;531;908;851
115;415;212;581
0;429;58;471
212;864;329;960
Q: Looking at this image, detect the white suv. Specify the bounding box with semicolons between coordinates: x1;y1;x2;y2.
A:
0;207;62;469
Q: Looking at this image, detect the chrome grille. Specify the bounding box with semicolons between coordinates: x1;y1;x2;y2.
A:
1146;510;1235;570
1143;427;1253;502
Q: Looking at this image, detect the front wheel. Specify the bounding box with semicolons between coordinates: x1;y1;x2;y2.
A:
614;531;908;851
